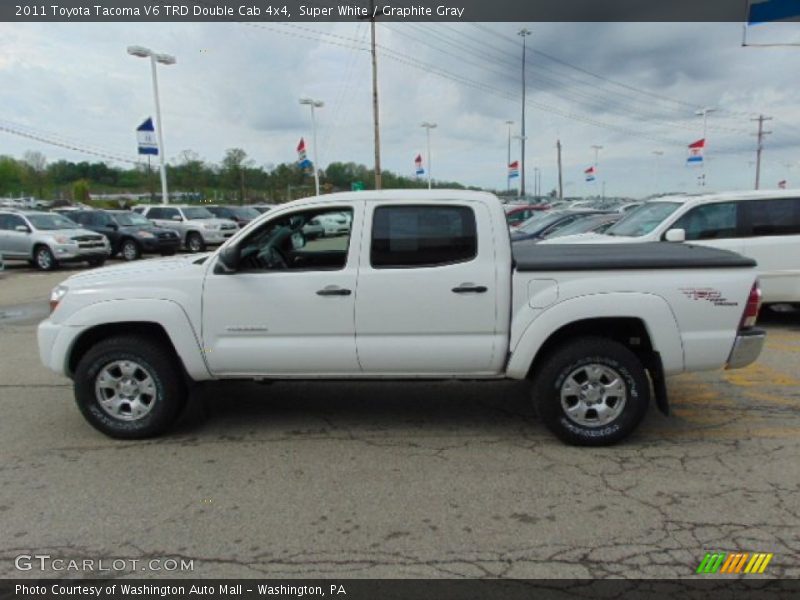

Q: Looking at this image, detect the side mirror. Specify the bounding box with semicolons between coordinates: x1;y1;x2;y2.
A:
664;228;686;242
216;244;240;273
15;225;30;233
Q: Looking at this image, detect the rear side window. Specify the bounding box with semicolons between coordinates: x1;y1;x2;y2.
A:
371;205;477;268
741;198;800;236
146;207;163;219
671;202;739;241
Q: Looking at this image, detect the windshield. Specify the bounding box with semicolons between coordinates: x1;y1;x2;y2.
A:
231;206;260;219
113;212;151;227
182;207;214;220
517;211;568;234
27;214;79;230
605;202;681;237
546;215;610;238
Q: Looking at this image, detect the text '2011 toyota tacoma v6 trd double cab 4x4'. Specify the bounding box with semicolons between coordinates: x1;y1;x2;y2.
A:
38;190;765;445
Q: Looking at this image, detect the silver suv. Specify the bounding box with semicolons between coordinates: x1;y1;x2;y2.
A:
134;205;237;252
0;210;111;271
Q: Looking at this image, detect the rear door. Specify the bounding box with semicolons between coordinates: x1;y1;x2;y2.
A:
740;197;800;302
355;201;502;375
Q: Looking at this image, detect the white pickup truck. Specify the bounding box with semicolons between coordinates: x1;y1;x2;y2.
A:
38;190;766;445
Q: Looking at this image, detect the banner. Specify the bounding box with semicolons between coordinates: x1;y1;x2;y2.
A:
136;118;158;155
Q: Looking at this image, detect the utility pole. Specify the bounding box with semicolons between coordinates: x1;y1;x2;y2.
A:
368;0;382;190
505;120;513;193
752;114;772;190
556;139;563;201
518;28;531;198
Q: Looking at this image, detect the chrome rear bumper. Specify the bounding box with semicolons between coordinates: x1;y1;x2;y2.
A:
726;328;766;369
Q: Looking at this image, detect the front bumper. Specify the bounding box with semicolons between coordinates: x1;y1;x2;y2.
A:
726;328;766;369
201;230;236;244
38;319;74;376
52;244;111;262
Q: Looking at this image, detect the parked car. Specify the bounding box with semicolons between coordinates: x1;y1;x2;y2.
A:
134;205;238;252
251;204;277;214
68;209;181;261
543;190;800;304
511;210;610;242
39;190;764;445
617;202;644;214
204;205;262;228
504;204;549;228
311;212;351;236
542;213;622;240
0;210;110;270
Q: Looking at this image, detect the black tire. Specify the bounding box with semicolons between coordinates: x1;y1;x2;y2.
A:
186;232;205;253
87;258;106;267
73;334;187;439
531;336;650;446
33;245;57;271
120;239;141;261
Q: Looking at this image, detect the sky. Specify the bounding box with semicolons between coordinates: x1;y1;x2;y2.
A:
1;20;800;198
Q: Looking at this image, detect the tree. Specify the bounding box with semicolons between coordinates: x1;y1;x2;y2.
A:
72;179;91;203
23;150;48;198
221;148;253;204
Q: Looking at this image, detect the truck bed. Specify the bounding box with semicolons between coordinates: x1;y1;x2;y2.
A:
513;242;756;272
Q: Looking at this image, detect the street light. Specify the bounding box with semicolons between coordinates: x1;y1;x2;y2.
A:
421;122;437;190
127;45;176;205
299;97;324;196
505;120;514;193
513;134;527;198
517;28;532;197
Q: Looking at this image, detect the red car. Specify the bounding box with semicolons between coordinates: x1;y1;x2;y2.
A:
504;204;550;228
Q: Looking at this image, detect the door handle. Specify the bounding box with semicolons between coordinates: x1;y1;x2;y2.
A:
452;284;488;294
316;286;352;296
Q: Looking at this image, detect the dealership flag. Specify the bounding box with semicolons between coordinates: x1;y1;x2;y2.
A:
415;154;424;176
136;118;158;155
687;138;705;165
297;138;312;169
508;160;519;179
584;165;596;182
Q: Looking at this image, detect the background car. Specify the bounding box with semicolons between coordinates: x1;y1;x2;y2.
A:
310;212;351;236
542;212;622;240
68;209;181;260
134;205;237;252
204;205;261;228
251;204;277;214
504;204;549;228
510;210;611;243
0;210;110;270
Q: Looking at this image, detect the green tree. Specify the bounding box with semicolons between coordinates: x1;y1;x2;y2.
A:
72;179;91;203
221;148;253;204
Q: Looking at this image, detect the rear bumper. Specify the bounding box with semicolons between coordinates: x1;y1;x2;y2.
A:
726;328;766;369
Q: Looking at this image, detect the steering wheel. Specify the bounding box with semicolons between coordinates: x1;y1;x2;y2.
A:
256;245;288;269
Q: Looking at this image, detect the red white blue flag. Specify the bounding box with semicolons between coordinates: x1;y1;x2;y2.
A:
687;138;705;165
508;160;519;179
584;165;596;182
297;138;312;169
415;154;424;176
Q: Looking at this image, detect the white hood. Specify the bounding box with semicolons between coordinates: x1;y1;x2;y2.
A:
63;252;210;289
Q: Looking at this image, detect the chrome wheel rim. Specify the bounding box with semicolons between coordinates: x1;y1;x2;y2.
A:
37;249;52;269
94;360;157;421
560;363;627;427
188;236;201;252
122;242;137;260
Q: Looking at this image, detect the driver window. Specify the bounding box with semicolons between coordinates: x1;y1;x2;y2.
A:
237;207;353;272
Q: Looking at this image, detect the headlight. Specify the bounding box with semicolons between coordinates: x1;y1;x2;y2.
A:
138;231;155;239
204;223;221;231
49;285;68;313
53;235;72;244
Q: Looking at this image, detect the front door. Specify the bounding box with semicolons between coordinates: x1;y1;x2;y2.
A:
201;203;361;376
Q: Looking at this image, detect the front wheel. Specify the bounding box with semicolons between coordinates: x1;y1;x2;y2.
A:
531;337;650;446
186;232;205;253
34;246;57;271
73;335;187;439
120;239;141;261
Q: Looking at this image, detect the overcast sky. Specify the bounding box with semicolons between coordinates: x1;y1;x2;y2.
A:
2;21;800;198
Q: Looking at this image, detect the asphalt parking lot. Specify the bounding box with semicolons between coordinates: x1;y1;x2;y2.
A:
1;258;798;579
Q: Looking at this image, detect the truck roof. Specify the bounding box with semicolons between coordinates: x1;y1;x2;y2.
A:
648;189;799;205
292;189;499;204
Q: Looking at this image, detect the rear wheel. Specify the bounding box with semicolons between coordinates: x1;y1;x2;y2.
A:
73;335;187;439
531;336;650;446
34;245;57;271
120;239;141;261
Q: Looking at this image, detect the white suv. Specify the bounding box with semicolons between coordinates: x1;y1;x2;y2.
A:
134;205;238;252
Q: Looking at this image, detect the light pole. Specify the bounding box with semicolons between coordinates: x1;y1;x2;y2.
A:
421;122;437;190
695;107;716;141
518;28;532;198
505;120;514;193
300;97;324;196
513;134;527;197
533;167;540;198
127;45;175;205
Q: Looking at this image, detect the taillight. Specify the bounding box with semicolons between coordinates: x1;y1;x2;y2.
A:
740;281;762;329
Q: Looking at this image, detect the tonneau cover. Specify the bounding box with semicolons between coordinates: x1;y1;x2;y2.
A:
513;242;756;271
